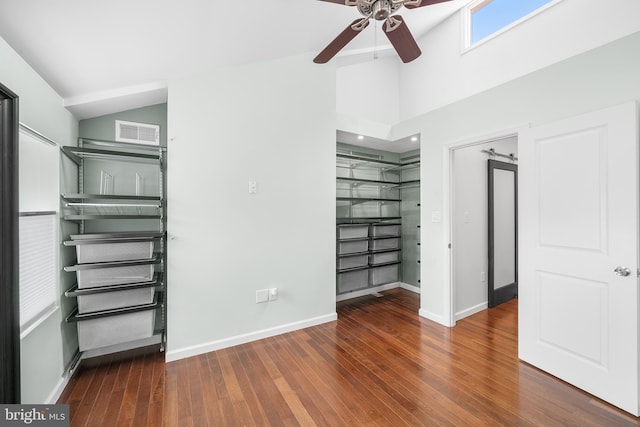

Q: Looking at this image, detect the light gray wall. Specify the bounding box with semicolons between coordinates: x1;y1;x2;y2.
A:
452;137;517;319
390;30;640;324
166;55;337;360
0;35;79;403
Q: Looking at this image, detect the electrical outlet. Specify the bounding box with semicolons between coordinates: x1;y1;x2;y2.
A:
481;272;486;283
268;287;278;301
256;289;269;303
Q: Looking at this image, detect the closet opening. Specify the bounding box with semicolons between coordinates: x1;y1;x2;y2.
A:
335;130;421;304
0;82;20;403
449;133;518;323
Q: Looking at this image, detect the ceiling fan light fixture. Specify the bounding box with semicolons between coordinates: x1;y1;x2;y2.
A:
373;0;391;20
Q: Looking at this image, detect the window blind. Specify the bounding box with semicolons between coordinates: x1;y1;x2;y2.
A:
19;213;58;334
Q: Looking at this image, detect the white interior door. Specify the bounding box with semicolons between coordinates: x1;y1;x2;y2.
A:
519;102;639;415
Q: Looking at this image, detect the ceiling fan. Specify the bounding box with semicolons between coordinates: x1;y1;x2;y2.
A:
314;0;452;64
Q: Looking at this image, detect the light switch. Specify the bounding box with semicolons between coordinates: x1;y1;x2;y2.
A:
431;211;441;223
256;289;268;303
248;181;257;194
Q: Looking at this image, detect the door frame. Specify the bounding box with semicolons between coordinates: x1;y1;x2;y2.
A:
0;82;20;404
442;125;527;327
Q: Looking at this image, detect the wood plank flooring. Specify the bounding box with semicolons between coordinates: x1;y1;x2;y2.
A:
58;288;640;426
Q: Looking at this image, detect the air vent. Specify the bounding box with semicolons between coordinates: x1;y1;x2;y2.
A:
115;120;160;146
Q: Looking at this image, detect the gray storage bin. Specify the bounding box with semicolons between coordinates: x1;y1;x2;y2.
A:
77;264;154;288
77;309;155;351
76;241;154;264
371;264;399;286
337;239;368;255
337;269;369;293
337;225;369;240
371;251;400;265
370;237;400;251
338;254;369;270
77;287;155;314
371;224;400;237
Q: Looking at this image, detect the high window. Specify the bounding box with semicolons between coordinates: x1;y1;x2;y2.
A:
468;0;556;46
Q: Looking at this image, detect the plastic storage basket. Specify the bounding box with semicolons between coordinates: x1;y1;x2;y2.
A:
77;287;155;314
76;264;155;289
370;251;400;265
370;264;399;286
337;254;369;270
370;237;400;251
77;309;155;351
337;269;369;293
337;239;368;255
75;241;154;264
337;224;369;240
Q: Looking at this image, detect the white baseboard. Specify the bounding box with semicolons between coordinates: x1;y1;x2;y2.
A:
419;308;453;327
45;372;71;404
336;282;401;302
455;302;488;321
166;313;337;362
400;283;421;294
336;282;420;302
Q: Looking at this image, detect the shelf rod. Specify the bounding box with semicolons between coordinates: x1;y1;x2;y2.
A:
65;202;161;208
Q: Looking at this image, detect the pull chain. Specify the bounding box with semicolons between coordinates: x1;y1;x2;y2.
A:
373;20;379;60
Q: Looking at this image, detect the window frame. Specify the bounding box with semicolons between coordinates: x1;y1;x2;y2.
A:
463;0;565;52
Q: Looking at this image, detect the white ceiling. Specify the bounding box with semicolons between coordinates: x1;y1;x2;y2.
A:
0;0;468;120
337;130;420;153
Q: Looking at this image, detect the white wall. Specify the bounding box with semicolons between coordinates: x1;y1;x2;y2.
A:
0;35;79;403
452;137;517;319
389;30;640;325
399;0;640;120
166;55;337;360
336;56;400;129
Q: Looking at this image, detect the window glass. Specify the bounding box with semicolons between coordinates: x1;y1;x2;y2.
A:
471;0;554;44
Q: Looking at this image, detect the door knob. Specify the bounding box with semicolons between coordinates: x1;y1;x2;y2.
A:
614;266;631;277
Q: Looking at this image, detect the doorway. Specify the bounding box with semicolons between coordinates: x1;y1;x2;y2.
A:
0;82;20;403
448;132;518;323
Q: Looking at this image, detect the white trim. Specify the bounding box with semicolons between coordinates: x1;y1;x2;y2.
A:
455;302;488;321
400;282;421;294
462;0;566;53
443;125;529;328
166;313;337;362
419;308;451;326
336;282;401;302
45;371;72;404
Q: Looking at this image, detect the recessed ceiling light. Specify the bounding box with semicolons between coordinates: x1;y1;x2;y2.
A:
357;135;364;140
411;136;418;142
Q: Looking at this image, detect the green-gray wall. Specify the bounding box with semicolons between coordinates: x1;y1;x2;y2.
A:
79;103;167;147
166;55;337;360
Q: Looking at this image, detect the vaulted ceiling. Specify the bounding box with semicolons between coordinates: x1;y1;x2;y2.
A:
0;0;469;119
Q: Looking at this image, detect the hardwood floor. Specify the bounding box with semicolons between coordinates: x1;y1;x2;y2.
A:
58;288;640;426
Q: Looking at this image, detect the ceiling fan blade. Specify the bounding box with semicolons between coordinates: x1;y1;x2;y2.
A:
316;0;355;5
314;19;370;64
404;0;453;9
382;15;421;63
